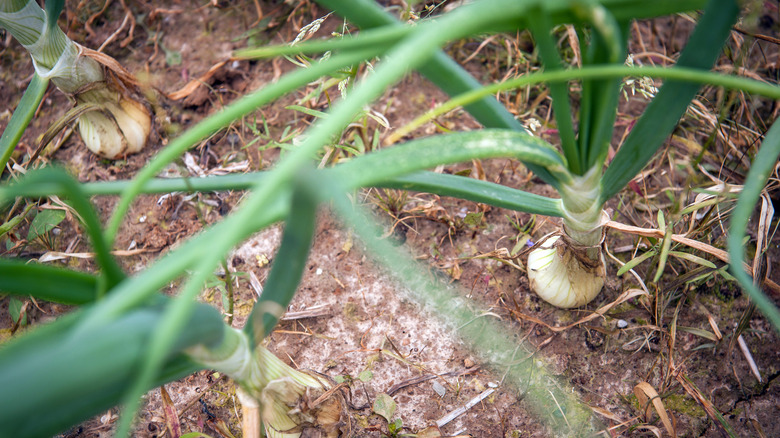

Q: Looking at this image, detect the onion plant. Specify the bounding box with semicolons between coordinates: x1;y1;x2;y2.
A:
298;0;748;309
1;0;779;437
0;0;150;161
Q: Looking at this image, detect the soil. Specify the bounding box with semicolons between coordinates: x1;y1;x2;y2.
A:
1;1;779;438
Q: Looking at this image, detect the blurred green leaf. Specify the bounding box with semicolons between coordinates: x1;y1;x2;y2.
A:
0;204;34;238
372;393;397;422
286;104;330;119
0;259;98;305
0;74;49;171
464;212;484;228
164;46;182;66
358;369;373;382
246;175;318;346
9;297;27;326
27;209;65;241
0;297;224;437
601;0;740;201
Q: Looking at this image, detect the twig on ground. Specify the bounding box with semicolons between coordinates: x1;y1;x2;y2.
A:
435;388;495;428
737;335;763;383
386;366;480;396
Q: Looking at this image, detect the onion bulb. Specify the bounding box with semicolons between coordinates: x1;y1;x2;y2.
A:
75;84;151;159
187;327;344;438
527;235;605;308
0;0;151;159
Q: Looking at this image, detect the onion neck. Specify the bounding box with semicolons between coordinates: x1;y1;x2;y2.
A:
0;0;104;92
558;166;605;253
186;327;323;397
1;0;68;68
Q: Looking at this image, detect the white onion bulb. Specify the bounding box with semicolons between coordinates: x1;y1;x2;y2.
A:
76;90;151;159
527;235;605;308
187;328;341;438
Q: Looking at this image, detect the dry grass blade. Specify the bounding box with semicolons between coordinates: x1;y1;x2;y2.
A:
464;247;524;271
729;191;774;354
605;220;729;261
9;300;30;335
589;405;625;423
415;426;446;437
634;425;664;437
633;381;675;437
749;418;770;438
386;366;480;396
605;220;780;295
591;413;643;437
160;385;182;438
752;192;773;281
707;314;723;340
167;60;231;100
511;288;647;332
565;25;581;68
280;304;332;321
605;241;650;293
82;46;142;89
97;11;131;52
37;248;150;262
208;417;238;438
737;335;763;382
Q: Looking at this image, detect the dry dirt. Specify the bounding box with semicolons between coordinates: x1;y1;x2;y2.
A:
1;1;779;438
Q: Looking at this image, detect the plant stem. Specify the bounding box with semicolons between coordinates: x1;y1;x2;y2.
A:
187;327;329;436
237;388;262;438
558;166;604;249
222;260;235;326
0;0;66;66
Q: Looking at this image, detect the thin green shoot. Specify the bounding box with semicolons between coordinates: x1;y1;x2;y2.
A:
387;66;780;145
0;74;49;171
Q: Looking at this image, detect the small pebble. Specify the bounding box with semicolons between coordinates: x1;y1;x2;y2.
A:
432;381;446;397
487;382;498;388
315;268;323;275
464;358;475;368
617;319;628;329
